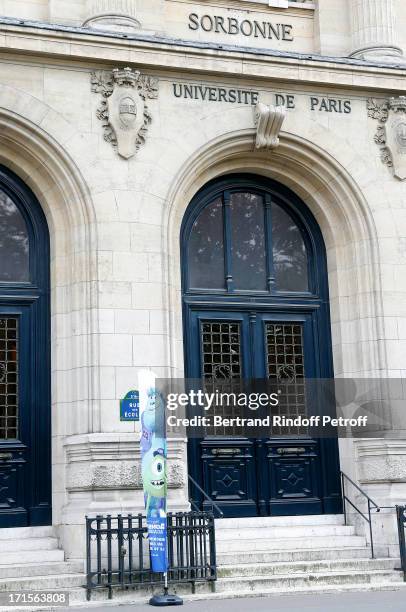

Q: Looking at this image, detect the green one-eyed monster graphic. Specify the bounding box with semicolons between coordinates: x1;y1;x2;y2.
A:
142;437;167;517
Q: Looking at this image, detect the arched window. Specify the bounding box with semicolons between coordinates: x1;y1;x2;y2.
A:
0;191;29;283
0;166;51;528
185;179;312;294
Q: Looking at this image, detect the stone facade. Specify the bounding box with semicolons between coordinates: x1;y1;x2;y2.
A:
0;0;405;561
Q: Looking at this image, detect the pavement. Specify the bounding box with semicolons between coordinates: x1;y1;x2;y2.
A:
64;590;406;612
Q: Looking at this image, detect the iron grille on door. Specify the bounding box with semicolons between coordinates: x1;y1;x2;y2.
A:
200;321;243;435
266;322;306;435
201;321;241;381
0;317;18;440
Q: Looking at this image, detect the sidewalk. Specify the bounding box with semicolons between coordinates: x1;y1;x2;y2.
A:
64;589;406;612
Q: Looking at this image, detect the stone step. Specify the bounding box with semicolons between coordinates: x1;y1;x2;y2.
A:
216;546;374;565
0;561;83;579
0;537;59;553
215;514;345;529
199;581;406;601
215;534;367;552
217;558;398;578
0;548;65;565
63;575;406;606
0;573;85;592
215;524;355;540
213;569;404;593
0;526;54;540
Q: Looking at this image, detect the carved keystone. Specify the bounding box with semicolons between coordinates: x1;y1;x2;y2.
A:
254;102;286;150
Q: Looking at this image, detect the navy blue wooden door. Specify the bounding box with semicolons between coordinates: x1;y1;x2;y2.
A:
0;166;51;527
182;175;341;518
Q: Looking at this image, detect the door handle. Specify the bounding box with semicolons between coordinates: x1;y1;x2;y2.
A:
211;448;240;456
276;447;306;455
0;452;13;461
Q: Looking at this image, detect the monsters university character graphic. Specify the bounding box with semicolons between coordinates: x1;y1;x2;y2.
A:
140;387;164;455
142;438;167;517
138;378;169;575
138;372;182;599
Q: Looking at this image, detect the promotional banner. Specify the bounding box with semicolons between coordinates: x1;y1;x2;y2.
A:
138;371;168;574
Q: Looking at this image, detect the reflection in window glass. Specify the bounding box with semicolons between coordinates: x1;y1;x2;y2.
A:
230;192;267;291
188;198;225;289
0;191;29;282
272;203;308;292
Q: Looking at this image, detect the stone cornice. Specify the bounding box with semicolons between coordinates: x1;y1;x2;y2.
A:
0;16;405;91
64;433;188;491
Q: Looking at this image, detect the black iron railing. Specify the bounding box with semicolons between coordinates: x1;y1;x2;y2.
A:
188;474;224;518
85;512;217;600
340;471;380;558
396;505;406;581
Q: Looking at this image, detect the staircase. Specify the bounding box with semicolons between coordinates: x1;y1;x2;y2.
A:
0;527;83;596
0;516;405;608
213;514;405;598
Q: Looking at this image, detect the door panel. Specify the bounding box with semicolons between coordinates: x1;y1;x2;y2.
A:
187;310;259;517
0;300;50;528
256;311;324;515
0;308;30;527
201;440;258;517
0;165;51;528
0;448;27;527
186;306;340;517
264;440;322;516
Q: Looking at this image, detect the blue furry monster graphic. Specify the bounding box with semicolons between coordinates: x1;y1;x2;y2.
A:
141;387;164;454
141;388;167;517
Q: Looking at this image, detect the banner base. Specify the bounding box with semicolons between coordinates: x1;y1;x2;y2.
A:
149;593;183;606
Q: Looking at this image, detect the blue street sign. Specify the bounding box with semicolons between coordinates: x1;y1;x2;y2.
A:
120;390;140;421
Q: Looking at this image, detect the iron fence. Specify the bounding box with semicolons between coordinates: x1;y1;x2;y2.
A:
85;511;217;600
396;505;406;581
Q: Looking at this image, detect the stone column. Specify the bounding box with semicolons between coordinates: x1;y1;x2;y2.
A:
349;0;404;63
87;0;137;16
83;0;141;31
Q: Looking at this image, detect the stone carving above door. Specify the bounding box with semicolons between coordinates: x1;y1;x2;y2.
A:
254;102;286;150
367;96;406;180
91;67;159;159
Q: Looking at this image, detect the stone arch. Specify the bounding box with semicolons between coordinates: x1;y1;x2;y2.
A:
164;128;386;380
0;85;100;525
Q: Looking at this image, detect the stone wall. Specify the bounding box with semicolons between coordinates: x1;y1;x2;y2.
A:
0;2;405;558
0;1;405;61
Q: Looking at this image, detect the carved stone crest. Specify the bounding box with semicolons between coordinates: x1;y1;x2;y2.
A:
367;96;406;180
254;102;286;150
91;67;158;159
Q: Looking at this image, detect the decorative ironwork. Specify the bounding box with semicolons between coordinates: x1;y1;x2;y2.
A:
0;318;18;440
201;321;241;381
200;320;246;435
85;512;217;600
266;322;305;435
266;323;304;380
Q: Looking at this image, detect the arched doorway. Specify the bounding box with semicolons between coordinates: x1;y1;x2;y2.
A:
0;165;51;527
181;174;341;517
